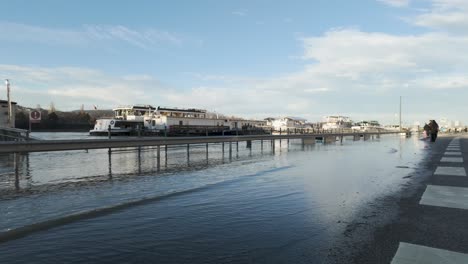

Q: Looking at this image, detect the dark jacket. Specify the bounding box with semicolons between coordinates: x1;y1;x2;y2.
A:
429;121;439;133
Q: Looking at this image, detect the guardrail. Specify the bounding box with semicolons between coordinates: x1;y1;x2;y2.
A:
0;131;400;154
0;127;32;142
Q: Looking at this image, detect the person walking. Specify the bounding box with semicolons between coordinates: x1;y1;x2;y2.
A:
428;120;439;142
423;123;430;139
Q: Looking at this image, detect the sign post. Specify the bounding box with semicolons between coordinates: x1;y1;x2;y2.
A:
29;110;41;132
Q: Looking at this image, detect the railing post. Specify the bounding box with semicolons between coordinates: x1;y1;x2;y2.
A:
157;145;161;171
187;144;190;164
15;152;20;190
138;146;142;174
165;145;168;167
108;148;112;178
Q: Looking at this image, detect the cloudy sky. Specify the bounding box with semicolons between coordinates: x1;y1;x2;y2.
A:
1;0;467;125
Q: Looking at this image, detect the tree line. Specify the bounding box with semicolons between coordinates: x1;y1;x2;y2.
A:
15;105;113;131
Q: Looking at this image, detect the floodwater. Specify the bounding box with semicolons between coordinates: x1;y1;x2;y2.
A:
0;133;428;263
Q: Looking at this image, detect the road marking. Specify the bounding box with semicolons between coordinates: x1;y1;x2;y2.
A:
420;185;468;210
441;157;464;163
447;147;461;150
391;242;468;264
445;152;462;156
434;166;466;176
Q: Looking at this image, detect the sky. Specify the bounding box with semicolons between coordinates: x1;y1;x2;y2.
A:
1;0;467;125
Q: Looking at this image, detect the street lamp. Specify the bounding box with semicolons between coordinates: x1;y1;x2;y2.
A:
5;79;12;127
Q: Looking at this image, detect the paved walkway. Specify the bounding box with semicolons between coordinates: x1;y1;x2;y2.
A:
391;136;468;263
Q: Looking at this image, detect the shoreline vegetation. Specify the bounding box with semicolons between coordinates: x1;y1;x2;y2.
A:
15;104;113;132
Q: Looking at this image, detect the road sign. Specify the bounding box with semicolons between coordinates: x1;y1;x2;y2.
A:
30;110;41;123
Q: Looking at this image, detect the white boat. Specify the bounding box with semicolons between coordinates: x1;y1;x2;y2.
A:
322;116;352;130
90;105;156;136
383;125;401;132
264;116;309;133
351;120;383;132
90;105;267;136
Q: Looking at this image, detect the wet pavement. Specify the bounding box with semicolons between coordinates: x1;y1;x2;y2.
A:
351;134;468;263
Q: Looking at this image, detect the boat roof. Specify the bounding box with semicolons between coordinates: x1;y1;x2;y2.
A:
114;104;156;110
0;100;17;105
324;115;350;119
157;106;207;113
285;116;307;121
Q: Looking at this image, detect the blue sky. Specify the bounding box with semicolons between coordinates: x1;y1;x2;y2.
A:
1;0;467;125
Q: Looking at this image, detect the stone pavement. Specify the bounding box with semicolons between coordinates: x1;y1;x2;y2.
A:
391;136;468;263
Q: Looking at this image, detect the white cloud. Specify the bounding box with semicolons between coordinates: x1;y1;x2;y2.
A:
410;0;468;33
232;10;248;16
0;22;183;49
377;0;410;7
0;64;167;110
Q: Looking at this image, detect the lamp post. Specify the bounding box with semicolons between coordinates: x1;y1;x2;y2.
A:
399;96;402;132
5;79;12;127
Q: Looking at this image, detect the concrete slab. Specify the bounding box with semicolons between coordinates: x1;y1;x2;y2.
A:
441;157;464;163
420;185;468;210
445;152;462;156
391;242;468;264
434;166;466;176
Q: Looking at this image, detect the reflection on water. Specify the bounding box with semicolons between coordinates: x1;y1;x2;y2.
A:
0;133;428;263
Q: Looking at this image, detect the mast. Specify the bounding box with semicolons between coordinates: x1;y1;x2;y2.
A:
399;96;402;132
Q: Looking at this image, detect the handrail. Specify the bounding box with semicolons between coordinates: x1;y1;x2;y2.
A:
0;131;399;154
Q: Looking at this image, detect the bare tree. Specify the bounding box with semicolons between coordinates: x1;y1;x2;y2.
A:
49;102;56;113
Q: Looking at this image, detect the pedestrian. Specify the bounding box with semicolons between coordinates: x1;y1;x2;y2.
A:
428;120;439;142
423;123;430;139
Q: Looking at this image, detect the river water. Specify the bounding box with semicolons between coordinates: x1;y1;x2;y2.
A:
0;133;428;263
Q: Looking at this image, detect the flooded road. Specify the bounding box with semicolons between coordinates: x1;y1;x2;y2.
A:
0;133;428;263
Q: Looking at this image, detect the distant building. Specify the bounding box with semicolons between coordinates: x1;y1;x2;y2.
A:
0;99;17;128
265;117;308;132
